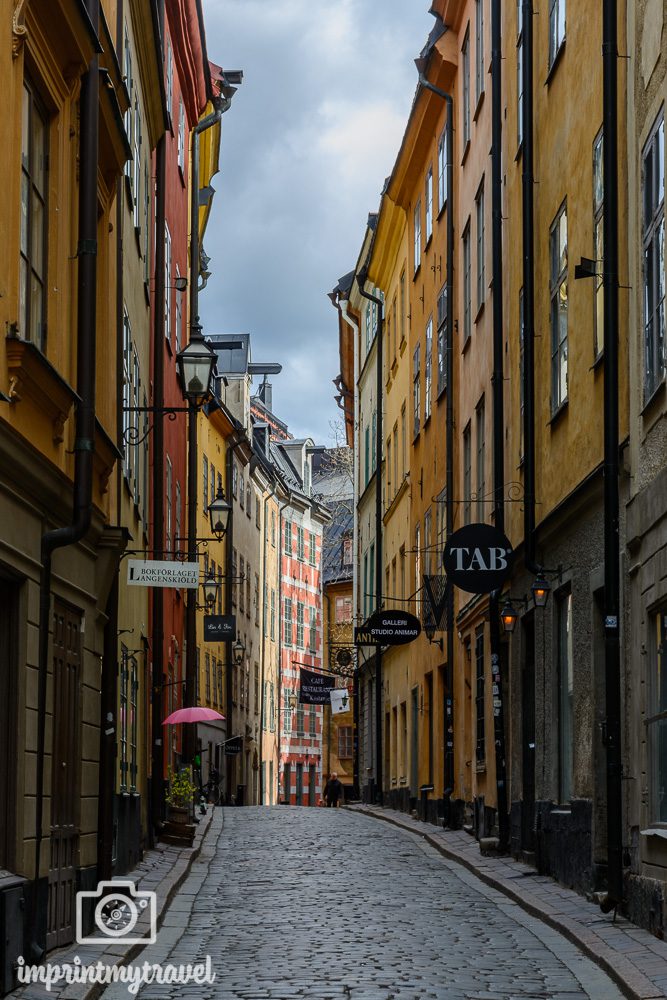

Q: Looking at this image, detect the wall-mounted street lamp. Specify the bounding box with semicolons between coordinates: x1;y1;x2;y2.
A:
501;569;556;633
208;486;232;540
232;638;246;666
176;322;217;407
500;600;521;634
531;573;551;609
201;571;220;609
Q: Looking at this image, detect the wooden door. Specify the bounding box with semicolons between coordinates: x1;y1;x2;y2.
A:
47;600;81;951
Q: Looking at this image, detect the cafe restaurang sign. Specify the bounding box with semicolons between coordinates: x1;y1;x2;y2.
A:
443;523;514;595
354;610;421;647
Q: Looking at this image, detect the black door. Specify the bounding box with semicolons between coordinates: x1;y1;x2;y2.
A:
0;577;19;870
295;763;303;805
521;615;536;854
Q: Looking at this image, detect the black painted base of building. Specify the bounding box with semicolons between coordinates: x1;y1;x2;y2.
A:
113;793;143;875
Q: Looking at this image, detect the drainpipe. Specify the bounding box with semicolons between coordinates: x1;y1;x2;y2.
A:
151;0;167;837
259;489;270;802
490;0;510;854
276;493;291;801
415;62;456;823
224;433;244;801
339;298;360;798
521;1;539;576
356;271;384;806
33;0;100;955
600;0;623;911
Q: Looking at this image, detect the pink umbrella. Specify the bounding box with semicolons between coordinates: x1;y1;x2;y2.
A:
162;707;225;725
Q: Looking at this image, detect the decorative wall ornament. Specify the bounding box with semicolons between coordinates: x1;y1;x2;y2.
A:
12;0;28;59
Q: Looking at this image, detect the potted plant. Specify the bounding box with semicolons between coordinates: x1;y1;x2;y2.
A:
165;768;196;824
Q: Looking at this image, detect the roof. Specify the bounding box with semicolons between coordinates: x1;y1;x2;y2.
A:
208;333;250;376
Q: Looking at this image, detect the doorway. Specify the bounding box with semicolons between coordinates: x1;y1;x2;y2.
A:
410;687;419;796
521;614;536;854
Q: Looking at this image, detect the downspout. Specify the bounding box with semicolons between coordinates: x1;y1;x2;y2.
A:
151;0;168;837
601;0;623;911
490;0;510;853
259;489;270;803
416;64;456;822
34;0;100;953
224;433;244;801
356;270;384;805
276;493;291;801
521;1;539;574
339;298;360;798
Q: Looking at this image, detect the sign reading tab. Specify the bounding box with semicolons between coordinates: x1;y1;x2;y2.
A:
443;522;514;594
127;560;199;589
354;609;421;646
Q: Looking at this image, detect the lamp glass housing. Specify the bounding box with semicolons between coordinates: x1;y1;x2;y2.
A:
202;572;219;608
500;602;518;634
233;638;245;665
208;487;232;539
531;574;551;609
176;331;216;405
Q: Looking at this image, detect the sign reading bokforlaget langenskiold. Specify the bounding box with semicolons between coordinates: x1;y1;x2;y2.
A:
127;559;199;589
443;522;514;595
354;609;421;646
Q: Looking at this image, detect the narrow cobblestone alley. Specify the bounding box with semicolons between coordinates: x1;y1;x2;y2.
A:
98;807;624;1000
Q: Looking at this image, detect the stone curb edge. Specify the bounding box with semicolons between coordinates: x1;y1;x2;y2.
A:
59;807;220;1000
347;805;664;1000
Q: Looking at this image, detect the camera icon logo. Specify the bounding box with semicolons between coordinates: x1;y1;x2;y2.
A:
76;881;157;945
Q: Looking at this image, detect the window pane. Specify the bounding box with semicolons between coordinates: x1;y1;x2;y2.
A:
20;175;29;255
31;195;44;277
30;277;43;346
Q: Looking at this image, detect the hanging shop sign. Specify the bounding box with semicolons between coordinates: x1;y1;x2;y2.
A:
223;735;243;756
203;615;236;642
443;523;514;595
299;668;336;705
127;559;199;589
330;688;351;715
354;609;421;646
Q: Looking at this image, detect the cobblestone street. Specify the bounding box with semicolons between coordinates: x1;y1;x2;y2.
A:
99;807;624;1000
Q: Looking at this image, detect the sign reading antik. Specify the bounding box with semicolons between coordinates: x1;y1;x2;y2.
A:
127;560;199;589
354;609;421;646
203;615;236;642
443;523;514;595
299;668;336;704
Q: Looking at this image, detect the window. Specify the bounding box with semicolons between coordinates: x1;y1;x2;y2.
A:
210;462;216;505
123;26;134;192
476;180;485;310
246;482;252;516
437;285;447;395
475;0;484;104
175;265;182;352
557;590;574;802
342;533;353;567
256;495;261;529
425;168;433;244
309;531;317;567
239;557;245;613
414;523;421;614
413;344;421;438
338;726;354;759
164;223;172;343
549;0;566;68
205;653;211;704
254;573;260;627
438;127;447;211
392;296;397;361
364;426;370;487
309;606;317;652
284;519;292;554
519;287;525;460
20;80;48;350
143;161;150;284
399;270;406;346
414;199;422;273
231;549;237;607
475;629;485;763
295;703;304;736
165;38;173;119
246;571;251;618
296;603;305;649
424;318;433;421
270;589;276;641
386;437;392;498
423;507;432;576
297;525;305;561
648;608;667;824
177;97;185;173
517;2;524;147
593;130;604;360
254;663;260;715
401;404;406;475
392;425;398;492
122;311;134;482
463;222;472;343
476;397;485;521
175;481;181;557
232;461;238;498
133;100;141;228
371;410;377;472
369;543;375;611
284;598;293;646
335;596;352;623
400;546;406;601
643;114;666;400
202;456;208;510
271;510;276;546
269;682;276;731
120;646;129;790
363;552;369;618
462;27;471;146
550;203;568;412
463;422;472;525
166;457;172;553
240;473;245;509
309;706;316;736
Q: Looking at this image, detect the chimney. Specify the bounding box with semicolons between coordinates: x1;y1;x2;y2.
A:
259;379;273;413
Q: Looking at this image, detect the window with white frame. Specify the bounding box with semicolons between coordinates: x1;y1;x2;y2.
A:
424;317;433;421
425;169;433;244
164;223;172;342
423;507;432;576
175;265;182;352
175;480;181;557
178;97;185;173
549;0;565;68
648;607;667;824
297;525;305;561
550;202;568;412
462;26;471;146
438;127;447;211
463;221;472;343
475;0;484;104
476;179;485;310
296;602;305;648
133;99;141;228
593;130;604;360
414;522;421;614
643;113;665;401
166;456;172;553
517;2;524;147
123;25;134;191
437;284;447;395
414;199;422;273
309;530;317;566
20;80;48;350
270;589;276;641
413;344;421;438
365;300;372;352
284;597;293;646
165;37;173;120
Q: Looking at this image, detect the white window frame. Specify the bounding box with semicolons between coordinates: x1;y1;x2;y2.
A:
550;202;568;413
414;198;422;274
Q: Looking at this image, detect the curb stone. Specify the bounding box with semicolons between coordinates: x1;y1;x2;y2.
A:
347;804;666;1000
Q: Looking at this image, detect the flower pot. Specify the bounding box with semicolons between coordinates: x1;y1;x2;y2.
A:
167;805;191;825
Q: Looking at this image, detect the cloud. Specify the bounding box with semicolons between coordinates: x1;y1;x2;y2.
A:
200;0;432;441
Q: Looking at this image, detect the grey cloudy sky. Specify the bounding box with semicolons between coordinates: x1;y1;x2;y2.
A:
199;0;432;443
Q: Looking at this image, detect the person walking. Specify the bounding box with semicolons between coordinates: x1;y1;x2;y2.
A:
324;772;343;808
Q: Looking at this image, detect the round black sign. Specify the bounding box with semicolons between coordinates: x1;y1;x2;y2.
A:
365;609;421;645
443;522;514;595
336;648;352;667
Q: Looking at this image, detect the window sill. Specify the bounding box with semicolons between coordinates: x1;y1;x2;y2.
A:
424;412;432;430
178;164;186;187
545;39;566;86
436;383;447;403
474;300;485;324
461;139;471;167
413;429;421;444
640;827;667;839
437;201;448;222
461;332;472;355
413;263;422;282
473;88;485;122
425;234;433;253
144;281;150;307
134;225;142;255
641;378;665;418
548;399;569;428
591;350;604;372
475;761;486;774
514;141;524;164
399;337;407;356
